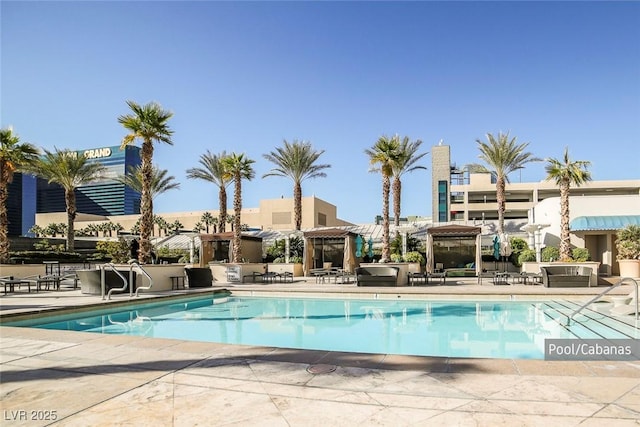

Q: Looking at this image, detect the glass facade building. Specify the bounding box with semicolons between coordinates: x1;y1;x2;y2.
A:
37;145;142;216
8;145;141;236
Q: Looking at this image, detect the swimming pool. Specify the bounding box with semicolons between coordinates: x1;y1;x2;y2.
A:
7;295;639;359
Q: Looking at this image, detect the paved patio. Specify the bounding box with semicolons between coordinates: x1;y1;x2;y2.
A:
1;277;639;426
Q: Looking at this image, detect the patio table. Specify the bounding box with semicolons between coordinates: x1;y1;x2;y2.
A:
1;278;32;295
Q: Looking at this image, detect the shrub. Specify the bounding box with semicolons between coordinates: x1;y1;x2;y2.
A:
390;253;403;262
615;225;640;260
9;250;83;264
94;239;130;263
403;251;425;265
541;246;560;262
571;247;590;262
517;249;536;265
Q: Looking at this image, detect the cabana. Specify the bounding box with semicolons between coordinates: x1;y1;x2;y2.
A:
426;225;482;276
199;232;263;266
303;228;359;275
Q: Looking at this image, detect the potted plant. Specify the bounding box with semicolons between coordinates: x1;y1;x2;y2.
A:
615;225;640;278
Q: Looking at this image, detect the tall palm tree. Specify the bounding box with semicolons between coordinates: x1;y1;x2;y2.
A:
391;135;428;229
545;147;592;261
263;140;331;230
186;151;232;232
118;100;173;263
221;153;255;263
475;132;541;234
114;164;180;200
27;148;107;251
0;128;40;263
365;136;401;262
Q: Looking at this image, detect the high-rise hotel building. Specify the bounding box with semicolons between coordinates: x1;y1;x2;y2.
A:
8;145;141;235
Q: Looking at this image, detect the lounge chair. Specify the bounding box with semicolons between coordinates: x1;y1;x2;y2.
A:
609;291;639;316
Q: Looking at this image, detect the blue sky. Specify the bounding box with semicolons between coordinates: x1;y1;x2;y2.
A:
2;1;639;224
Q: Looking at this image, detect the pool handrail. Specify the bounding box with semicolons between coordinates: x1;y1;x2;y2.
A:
130;260;153;297
566;277;638;326
102;263;129;300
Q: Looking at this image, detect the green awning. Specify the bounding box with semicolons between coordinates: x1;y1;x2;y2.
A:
570;215;640;231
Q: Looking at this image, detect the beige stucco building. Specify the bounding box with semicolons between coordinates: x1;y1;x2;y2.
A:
35;196;354;236
530;195;640;276
431;143;640;224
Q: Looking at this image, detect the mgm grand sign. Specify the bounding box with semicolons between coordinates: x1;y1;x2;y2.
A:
67;147;114;160
82;147;113;159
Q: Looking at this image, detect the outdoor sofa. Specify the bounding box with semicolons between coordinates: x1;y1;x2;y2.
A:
540;266;592;288
355;266;399;287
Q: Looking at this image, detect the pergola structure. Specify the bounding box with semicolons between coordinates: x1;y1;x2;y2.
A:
426;225;482;275
302;228;360;275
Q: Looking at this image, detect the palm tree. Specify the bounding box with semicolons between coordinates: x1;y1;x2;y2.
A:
545;147;592;261
199;212;215;233
475;132;541;234
27;148;107;251
263;140;331;230
221;153;255;263
186;151;232;232
365;136;401;262
118;100;174;263
0;128;40;263
114;164;180;200
391;135;428;229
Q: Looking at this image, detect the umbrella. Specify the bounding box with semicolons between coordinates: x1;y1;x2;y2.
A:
493;235;501;261
499;233;512;257
355;235;363;257
426;233;434;273
343;235;356;273
367;237;374;258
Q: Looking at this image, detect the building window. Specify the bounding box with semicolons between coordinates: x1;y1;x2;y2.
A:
318;212;327;226
272;212;291;225
438;180;448;222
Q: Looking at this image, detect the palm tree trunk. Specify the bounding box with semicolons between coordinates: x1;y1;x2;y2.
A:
496;175;506;234
0;176;10;264
139;140;154;263
219;187;227;233
392;176;401;231
294;181;302;230
65;188;77;251
559;180;571;261
232;173;242;263
381;174;391;262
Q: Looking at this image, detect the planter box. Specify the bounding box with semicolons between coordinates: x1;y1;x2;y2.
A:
0;264;46;278
618;259;640;278
267;263;304;277
77;269;137;295
76;264;186;293
209;263;267;283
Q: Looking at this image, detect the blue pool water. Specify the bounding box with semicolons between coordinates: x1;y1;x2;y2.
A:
8;296;637;359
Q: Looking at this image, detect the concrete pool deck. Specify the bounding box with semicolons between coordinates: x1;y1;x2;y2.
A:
1;277;639;426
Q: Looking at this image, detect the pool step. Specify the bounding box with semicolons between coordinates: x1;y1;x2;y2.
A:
558;300;640;338
541;301;639;339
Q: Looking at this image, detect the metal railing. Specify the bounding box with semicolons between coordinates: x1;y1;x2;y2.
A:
101;263;129;300
566;277;638;326
130;260;153;297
